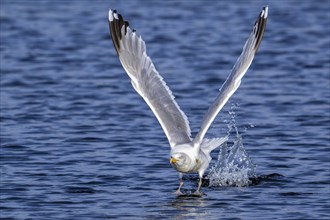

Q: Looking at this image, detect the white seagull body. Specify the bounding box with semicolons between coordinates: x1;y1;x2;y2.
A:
108;6;268;195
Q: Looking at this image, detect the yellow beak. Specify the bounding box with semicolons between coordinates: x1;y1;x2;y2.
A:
170;158;178;164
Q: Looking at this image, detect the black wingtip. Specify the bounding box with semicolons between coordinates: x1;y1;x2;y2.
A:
254;6;268;52
108;9;130;55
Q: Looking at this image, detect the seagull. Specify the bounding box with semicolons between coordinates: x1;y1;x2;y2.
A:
108;6;268;196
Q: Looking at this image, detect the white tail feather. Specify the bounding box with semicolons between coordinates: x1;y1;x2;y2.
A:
201;137;228;155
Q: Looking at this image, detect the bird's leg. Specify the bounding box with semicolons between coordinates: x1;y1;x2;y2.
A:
175;173;184;195
197;177;202;191
193;172;204;196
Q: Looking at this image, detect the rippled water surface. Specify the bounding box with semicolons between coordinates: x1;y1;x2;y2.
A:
1;1;329;219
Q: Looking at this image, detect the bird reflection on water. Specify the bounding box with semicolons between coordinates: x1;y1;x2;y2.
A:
170;196;209;220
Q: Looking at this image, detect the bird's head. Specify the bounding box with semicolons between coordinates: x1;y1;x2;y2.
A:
170;153;191;172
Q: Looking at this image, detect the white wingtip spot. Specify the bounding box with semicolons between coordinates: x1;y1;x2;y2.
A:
113;12;119;20
108;9;113;22
264;6;268;18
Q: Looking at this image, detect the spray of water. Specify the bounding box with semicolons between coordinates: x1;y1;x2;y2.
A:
207;104;256;187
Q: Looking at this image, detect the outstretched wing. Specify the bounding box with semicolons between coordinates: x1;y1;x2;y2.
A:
193;6;268;145
108;9;191;148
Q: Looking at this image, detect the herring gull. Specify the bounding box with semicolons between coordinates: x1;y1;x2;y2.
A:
108;6;268;195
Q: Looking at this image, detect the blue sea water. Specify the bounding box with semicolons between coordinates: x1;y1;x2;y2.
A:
1;1;329;219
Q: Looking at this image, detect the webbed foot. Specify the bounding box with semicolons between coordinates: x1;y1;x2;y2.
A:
192;190;203;197
174;190;184;196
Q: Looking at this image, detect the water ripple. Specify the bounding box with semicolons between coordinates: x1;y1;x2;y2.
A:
1;1;329;219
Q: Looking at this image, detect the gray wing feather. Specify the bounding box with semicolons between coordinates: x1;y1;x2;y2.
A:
108;9;191;148
193;6;268;145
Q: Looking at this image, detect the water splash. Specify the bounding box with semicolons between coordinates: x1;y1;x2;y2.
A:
207;104;256;187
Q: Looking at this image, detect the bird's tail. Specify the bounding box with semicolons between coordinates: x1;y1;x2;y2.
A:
201;136;228;155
